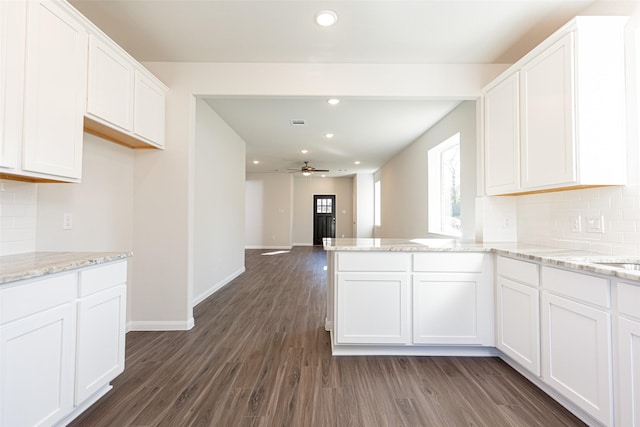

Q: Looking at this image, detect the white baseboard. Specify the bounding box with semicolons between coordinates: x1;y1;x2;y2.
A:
292;243;313;247
127;317;194;332
245;245;292;250
192;267;245;306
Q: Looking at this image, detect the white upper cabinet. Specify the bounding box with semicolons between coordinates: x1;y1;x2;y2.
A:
1;0;87;182
0;1;27;171
86;35;135;133
133;71;166;148
22;0;87;181
482;16;628;195
484;73;520;195
85;30;167;149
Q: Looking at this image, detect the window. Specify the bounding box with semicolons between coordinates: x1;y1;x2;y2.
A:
374;179;381;227
428;133;461;236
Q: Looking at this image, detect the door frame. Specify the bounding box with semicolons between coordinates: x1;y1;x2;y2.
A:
313;194;336;245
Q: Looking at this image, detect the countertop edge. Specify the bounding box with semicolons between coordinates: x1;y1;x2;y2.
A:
0;251;133;285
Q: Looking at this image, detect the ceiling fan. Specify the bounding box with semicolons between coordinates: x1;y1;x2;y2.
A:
288;161;330;176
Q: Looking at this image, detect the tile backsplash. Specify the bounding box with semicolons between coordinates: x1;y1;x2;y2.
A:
0;179;38;256
517;185;640;256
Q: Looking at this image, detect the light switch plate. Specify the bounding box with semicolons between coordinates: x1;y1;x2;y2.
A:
586;216;604;233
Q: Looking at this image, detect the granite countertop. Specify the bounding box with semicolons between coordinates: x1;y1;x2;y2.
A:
323;238;640;282
0;251;132;285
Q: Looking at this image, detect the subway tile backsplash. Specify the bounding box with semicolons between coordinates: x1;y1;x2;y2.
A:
0;179;38;256
517;185;640;256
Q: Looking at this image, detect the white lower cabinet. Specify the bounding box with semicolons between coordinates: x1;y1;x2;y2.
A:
616;281;640;427
0;260;128;426
497;276;540;375
413;272;491;344
336;273;410;344
1;302;76;427
541;267;613;426
75;285;126;404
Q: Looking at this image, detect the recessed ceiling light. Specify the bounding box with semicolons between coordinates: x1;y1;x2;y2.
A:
315;10;338;27
321;174;326;178
301;149;308;154
327;98;340;106
253;160;260;164
325;133;334;139
354;161;361;165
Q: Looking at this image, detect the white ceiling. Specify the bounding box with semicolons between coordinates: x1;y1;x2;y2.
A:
70;0;638;176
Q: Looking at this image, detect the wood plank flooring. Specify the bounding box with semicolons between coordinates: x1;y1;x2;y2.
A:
69;246;585;426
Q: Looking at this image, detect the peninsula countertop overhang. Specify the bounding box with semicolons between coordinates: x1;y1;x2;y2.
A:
323;238;640;282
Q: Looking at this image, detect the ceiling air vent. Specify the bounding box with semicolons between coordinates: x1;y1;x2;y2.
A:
290;119;305;126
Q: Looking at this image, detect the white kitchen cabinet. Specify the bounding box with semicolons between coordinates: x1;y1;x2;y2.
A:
541;267;612;426
412;253;493;345
0;259;129;426
616;281;640;427
484;73;520;195
495;256;540;376
336;273;410;344
86;34;135;133
0;274;78;427
0;0;26;171
21;0;87;181
75;260;127;404
133;71;166;148
482;16;627;195
84;29;167;149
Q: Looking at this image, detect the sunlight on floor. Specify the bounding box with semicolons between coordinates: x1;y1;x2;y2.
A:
261;250;290;256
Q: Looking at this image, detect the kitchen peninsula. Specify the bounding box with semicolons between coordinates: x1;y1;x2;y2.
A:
324;237;640;426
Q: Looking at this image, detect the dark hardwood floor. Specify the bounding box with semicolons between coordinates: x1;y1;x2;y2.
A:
69;246;585;426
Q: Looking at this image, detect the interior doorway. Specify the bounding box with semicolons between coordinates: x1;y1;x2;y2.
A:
313;195;336;245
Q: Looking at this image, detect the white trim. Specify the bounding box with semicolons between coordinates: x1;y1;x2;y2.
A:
127;318;195;331
244;245;292;250
192;267;245;306
56;384;112;427
292;243;314;247
329;342;499;357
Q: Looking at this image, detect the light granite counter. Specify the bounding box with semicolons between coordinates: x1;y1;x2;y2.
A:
0;251;132;285
324;238;640;282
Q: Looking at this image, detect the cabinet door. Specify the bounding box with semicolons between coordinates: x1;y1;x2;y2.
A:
22;0;87;180
520;33;576;190
0;0;26;170
496;276;540;375
541;292;612;425
133;71;165;148
75;285;126;404
336;273;410;344
617;317;640;427
0;303;76;427
484;73;520;195
413;272;492;345
86;35;135;132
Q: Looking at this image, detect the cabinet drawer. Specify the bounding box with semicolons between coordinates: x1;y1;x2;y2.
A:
1;274;78;325
618;281;640;319
79;260;127;297
413;252;486;272
337;252;409;272
497;256;539;287
542;266;610;308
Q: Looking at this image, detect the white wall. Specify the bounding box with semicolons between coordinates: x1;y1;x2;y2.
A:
36;134;134;253
374;101;477;240
354;173;375;238
292;176;354;245
192;98;246;306
245;172;293;249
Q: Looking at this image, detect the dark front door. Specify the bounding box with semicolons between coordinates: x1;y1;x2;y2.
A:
313;195;336;245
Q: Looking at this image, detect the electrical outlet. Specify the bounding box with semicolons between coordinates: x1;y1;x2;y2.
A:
63;213;73;230
503;216;512;229
586;216;604;233
570;215;581;232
